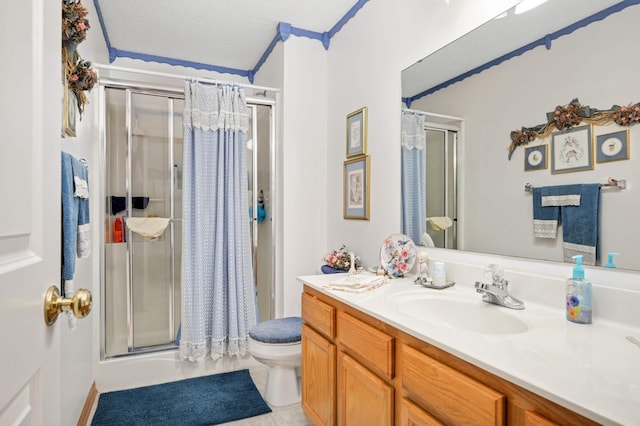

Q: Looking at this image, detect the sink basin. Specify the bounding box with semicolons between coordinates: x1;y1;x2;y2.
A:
388;292;529;335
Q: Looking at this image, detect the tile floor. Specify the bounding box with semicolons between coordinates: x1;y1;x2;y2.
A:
87;357;312;425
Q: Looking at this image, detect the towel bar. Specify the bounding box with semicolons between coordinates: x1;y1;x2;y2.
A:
525;178;626;192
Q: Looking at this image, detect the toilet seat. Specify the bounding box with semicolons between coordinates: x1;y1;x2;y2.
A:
249;316;302;344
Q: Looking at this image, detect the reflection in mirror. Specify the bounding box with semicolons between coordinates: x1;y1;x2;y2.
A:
401;110;458;249
401;1;640;271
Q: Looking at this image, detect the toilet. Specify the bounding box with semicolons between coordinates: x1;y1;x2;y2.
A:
248;316;302;406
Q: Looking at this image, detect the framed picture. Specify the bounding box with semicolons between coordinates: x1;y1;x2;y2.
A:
524;145;548;171
346;107;367;158
596;129;629;163
63;78;77;137
551;125;593;174
343;155;370;220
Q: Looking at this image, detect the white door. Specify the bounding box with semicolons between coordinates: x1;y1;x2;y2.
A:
0;0;62;424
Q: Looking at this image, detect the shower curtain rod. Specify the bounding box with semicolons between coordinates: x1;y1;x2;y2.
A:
93;63;280;93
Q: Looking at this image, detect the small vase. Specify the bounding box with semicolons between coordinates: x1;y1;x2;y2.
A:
321;265;346;274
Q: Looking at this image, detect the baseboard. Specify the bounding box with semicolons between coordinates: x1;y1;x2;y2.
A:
77;381;99;426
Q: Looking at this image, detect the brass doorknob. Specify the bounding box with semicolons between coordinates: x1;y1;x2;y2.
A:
44;285;92;326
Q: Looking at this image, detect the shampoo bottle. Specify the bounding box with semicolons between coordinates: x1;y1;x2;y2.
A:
566;255;592;324
113;217;123;243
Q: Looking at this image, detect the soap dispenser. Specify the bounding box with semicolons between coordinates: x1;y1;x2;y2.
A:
605;252;619;268
566;255;592;324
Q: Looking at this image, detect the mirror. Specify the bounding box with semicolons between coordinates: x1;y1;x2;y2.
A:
401;0;640;271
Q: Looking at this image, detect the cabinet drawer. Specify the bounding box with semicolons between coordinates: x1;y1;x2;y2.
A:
401;344;505;426
302;292;335;339
337;311;394;380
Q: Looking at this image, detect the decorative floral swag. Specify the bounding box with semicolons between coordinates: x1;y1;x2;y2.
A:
62;0;96;117
508;98;640;159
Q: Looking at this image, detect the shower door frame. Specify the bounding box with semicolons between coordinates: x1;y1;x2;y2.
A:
97;78;277;360
424;121;459;250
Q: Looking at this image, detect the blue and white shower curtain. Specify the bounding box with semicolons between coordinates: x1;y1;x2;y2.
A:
180;81;257;361
401;109;426;244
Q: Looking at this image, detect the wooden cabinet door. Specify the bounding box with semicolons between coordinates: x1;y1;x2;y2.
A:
524;410;560;426
302;323;336;426
338;352;394;426
399;398;444;426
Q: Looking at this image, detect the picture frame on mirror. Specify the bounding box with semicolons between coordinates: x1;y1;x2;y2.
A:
596;129;629;163
63;77;76;137
524;145;548;171
343;155;370;220
551;125;592;174
346;107;367;158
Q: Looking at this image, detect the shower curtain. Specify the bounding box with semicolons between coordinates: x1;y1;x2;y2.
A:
180;81;257;361
401;109;426;244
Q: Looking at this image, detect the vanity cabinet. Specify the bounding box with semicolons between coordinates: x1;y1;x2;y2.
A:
302;293;336;426
302;291;396;425
302;285;600;426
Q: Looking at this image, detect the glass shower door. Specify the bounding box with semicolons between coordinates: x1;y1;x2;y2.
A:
128;92;182;349
104;86;182;357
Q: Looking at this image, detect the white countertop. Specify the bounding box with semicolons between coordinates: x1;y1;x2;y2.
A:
298;273;640;426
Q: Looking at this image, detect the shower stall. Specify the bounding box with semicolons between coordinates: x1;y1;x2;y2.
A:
98;78;276;359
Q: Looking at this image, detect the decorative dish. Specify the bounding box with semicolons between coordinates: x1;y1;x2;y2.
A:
380;233;416;278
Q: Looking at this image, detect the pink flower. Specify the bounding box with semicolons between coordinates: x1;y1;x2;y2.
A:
396;260;408;272
401;248;409;259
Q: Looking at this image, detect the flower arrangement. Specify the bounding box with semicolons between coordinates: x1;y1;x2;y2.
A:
611;103;640;126
67;58;97;116
62;0;90;44
322;245;361;271
61;0;96;121
549;99;585;130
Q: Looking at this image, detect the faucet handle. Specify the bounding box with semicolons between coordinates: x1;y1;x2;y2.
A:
484;264;504;284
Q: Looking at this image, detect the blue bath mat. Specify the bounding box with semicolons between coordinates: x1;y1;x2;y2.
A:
91;369;271;425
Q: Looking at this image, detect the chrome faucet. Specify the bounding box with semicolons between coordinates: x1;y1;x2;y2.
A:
474;264;525;310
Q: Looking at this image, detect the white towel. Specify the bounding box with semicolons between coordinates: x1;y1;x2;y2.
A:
64;279;77;331
126;217;171;239
427;216;453;231
323;274;388;293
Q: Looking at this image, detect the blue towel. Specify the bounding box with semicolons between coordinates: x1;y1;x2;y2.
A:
62;152;90;281
559;184;600;265
532;184;599;265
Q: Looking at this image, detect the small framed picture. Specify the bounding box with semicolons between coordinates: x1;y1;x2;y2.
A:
346;107;367;158
596;129;629;163
551;125;593;174
524;145;548;171
63;78;77;137
344;155;370;220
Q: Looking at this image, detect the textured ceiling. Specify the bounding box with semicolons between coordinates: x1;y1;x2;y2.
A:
95;0;360;76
